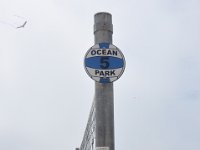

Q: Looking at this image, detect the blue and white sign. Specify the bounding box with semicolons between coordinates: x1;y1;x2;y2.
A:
84;43;125;83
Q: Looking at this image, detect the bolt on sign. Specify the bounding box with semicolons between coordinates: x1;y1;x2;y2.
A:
96;147;109;150
84;43;125;83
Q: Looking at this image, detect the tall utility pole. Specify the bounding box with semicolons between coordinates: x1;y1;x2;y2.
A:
94;12;115;150
83;12;125;150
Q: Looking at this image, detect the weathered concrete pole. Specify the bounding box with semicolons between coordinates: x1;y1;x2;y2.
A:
94;12;115;150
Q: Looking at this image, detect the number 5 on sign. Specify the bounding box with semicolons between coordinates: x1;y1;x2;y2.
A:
100;57;109;69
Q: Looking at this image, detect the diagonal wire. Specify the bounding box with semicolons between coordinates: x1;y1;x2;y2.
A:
80;100;96;150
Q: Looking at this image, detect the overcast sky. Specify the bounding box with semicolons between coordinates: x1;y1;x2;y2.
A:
0;0;200;150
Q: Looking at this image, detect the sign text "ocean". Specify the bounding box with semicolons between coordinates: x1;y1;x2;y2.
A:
91;49;118;56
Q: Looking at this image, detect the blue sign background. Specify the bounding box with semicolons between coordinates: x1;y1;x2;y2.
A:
85;56;124;69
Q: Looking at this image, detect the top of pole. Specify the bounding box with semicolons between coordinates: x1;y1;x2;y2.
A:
94;12;113;44
94;12;113;33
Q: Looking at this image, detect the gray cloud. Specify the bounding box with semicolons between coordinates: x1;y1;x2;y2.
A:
0;0;200;150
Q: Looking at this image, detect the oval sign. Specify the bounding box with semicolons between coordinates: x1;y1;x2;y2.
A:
84;43;125;83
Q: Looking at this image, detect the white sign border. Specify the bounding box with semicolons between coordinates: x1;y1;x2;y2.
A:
84;43;125;83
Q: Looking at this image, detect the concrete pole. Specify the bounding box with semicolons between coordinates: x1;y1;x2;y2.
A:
94;12;115;150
